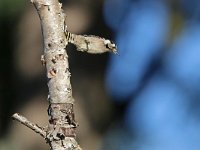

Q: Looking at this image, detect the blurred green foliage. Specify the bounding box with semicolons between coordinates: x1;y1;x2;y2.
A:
0;0;26;137
0;0;25;18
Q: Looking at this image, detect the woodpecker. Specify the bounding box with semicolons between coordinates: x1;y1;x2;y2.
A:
65;31;117;54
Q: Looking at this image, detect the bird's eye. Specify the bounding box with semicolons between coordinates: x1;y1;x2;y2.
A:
105;43;110;49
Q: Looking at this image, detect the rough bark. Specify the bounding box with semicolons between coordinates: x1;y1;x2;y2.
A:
13;0;81;149
12;0;117;149
32;0;80;149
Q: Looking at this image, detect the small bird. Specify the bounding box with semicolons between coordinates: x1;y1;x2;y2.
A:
65;31;117;54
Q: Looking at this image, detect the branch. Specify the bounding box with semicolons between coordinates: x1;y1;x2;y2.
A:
12;113;46;138
12;0;117;149
31;0;81;149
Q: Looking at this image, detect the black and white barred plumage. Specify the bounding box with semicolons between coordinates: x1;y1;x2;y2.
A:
65;31;117;54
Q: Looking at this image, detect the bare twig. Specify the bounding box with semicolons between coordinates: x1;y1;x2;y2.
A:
12;113;46;138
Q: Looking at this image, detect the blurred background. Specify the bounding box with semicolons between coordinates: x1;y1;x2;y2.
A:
1;0;200;150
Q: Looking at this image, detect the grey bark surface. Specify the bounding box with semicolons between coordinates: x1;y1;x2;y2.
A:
12;0;117;149
32;0;80;149
13;0;81;149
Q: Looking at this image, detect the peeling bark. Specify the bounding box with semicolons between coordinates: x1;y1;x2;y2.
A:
12;0;117;149
13;0;81;149
32;0;80;149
